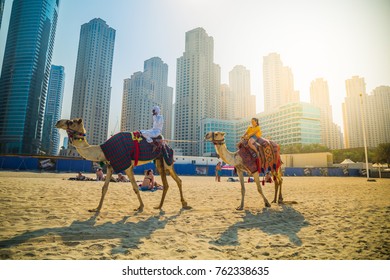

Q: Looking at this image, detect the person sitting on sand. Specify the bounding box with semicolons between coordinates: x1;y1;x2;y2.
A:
265;172;273;183
140;169;155;190
96;168;104;181
116;172;129;182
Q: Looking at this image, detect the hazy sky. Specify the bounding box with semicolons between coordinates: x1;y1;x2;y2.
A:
1;0;389;138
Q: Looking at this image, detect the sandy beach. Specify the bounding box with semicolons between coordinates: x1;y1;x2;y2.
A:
0;171;389;260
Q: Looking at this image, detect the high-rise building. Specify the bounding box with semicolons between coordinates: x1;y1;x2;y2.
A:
344;84;390;148
263;53;299;112
121;57;173;138
370;86;390;146
41;65;65;155
342;76;368;148
0;0;60;154
175;28;221;156
310;78;343;149
70;18;115;145
229;65;255;119
143;57;173;139
219;84;234;120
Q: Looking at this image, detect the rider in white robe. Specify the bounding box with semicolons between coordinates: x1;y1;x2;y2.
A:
140;106;163;143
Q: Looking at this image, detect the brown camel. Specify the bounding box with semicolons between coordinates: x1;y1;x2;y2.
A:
205;131;283;210
56;118;190;212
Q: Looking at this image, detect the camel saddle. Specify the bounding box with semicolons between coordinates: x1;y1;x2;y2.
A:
100;132;174;172
237;138;281;174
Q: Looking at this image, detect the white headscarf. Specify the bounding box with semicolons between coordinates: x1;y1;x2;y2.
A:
152;106;161;115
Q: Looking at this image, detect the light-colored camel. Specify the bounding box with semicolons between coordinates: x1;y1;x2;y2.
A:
56;118;190;212
205;131;283;210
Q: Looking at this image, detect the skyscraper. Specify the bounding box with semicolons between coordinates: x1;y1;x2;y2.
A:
70;18;115;145
263;53;299;112
219;84;234;120
370;86;390;146
41;65;65;155
121;57;173;139
343;83;390;148
175;28;221;156
229;65;255;119
143;57;173;139
342;76;368;148
310;78;343;149
0;0;60;154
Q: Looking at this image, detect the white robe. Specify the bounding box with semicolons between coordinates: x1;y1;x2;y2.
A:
140;115;164;143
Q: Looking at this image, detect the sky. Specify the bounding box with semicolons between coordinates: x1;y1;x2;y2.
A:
1;0;389;140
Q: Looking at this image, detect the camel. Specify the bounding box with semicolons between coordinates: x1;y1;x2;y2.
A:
56;118;190;212
204;131;283;210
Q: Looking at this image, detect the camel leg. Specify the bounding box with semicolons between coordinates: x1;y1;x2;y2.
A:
253;172;271;207
124;166;144;212
277;170;284;203
272;170;284;204
166;164;190;209
154;158;170;210
89;165;113;212
272;171;278;203
236;169;246;210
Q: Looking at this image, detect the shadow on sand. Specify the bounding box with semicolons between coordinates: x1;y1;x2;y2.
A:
210;205;309;247
0;211;181;256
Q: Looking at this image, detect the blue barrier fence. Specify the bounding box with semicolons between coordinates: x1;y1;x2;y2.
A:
0;155;388;178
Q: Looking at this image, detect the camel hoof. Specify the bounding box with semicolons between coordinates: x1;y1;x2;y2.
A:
182;205;192;210
134;207;144;212
236;206;244;211
88;208;99;213
265;202;271;207
153;206;162;210
271;200;276;203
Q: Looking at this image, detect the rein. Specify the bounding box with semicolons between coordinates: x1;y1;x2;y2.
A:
66;127;86;143
211;132;225;145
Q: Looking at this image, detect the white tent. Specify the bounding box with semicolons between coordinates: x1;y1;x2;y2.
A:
340;159;355;164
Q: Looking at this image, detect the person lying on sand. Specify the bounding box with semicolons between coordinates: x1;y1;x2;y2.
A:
68;172;94;181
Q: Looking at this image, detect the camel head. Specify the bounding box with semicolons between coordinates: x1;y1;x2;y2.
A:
56;118;87;144
204;131;226;145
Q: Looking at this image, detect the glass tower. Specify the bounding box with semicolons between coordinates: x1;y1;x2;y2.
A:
0;0;60;154
70;18;115;145
41;65;64;155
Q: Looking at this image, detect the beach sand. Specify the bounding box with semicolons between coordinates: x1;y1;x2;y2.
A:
0;171;389;260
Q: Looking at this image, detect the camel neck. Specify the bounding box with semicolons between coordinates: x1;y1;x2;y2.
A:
214;143;236;165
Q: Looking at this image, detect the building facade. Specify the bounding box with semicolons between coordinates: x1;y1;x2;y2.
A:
121;57;173;139
175;27;221;156
70;18;115;145
370;86;390;146
257;102;321;146
201;118;240;156
344;83;390;148
201;102;321;156
41;65;65;155
263;53;299;113
0;0;60;154
229;65;255;119
143;57;173;139
310;78;343;149
0;0;5;30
